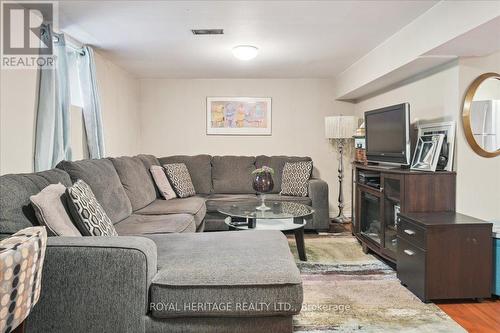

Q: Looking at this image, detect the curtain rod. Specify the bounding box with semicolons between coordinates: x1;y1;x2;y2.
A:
53;35;86;56
67;43;86;56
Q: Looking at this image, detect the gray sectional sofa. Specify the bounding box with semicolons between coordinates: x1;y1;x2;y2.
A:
0;154;329;333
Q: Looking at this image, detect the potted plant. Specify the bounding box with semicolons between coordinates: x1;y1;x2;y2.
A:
252;166;274;211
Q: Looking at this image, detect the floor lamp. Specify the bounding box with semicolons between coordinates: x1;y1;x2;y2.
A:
325;116;358;224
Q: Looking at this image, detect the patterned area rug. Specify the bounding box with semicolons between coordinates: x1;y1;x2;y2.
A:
288;234;465;332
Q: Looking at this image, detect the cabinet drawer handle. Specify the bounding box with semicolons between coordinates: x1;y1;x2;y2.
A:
404;229;415;235
404;249;415;256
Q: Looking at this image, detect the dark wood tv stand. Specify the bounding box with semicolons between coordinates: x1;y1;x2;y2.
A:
352;163;456;263
352;163;493;302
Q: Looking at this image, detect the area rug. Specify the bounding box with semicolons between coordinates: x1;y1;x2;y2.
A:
287;234;465;332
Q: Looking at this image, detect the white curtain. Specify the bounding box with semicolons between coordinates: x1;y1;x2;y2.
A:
78;46;105;159
34;27;71;171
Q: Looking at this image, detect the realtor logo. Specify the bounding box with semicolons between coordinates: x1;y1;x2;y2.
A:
1;1;58;68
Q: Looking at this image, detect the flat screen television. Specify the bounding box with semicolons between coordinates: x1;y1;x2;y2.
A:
365;103;411;165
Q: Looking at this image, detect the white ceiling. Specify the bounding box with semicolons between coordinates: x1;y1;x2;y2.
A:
59;0;439;79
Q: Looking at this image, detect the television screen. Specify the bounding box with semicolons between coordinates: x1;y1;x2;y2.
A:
365;103;410;165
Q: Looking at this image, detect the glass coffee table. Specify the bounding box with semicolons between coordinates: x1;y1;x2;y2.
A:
218;201;314;261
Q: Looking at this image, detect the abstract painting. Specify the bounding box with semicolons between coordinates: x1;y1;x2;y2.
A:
206;97;272;135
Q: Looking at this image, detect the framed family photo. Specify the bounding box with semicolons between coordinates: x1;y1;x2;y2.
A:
206;97;272;135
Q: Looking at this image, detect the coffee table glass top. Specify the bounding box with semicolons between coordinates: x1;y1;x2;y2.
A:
219;201;314;231
218;201;314;219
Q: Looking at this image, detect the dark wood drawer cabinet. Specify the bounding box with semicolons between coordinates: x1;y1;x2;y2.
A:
397;212;492;302
398;218;425;249
397;238;426;298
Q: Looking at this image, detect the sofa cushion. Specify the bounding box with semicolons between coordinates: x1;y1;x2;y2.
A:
136;154;162;198
159;155;212;194
115;214;196;235
135;198;206;229
0;169;72;236
66;180;118;237
110;156;157;211
57;159;132;224
202;194;258;212
163;163;196;198
212;156;256;194
30;183;81;236
255;156;312;193
280;161;313;197
136;154;161;169
146;230;302;318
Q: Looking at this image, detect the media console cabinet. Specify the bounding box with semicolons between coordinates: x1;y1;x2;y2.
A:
352;164;456;262
352;164;492;301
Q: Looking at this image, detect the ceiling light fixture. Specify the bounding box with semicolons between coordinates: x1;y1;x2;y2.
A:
232;45;259;61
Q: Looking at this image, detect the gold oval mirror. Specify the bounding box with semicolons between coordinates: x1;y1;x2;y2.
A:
462;72;500;158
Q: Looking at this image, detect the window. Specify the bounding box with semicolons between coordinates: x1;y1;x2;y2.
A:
66;47;83;108
66;44;88;160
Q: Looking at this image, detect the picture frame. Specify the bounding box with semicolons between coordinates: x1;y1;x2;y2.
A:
206;97;272;135
416;121;456;171
410;134;445;172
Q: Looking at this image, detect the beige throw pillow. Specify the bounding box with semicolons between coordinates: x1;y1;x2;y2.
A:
150;165;177;200
30;183;81;236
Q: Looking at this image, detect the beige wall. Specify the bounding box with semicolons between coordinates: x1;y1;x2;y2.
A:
0;51;141;175
139;78;355;216
94;51;141;157
354;51;500;221
0;68;39;174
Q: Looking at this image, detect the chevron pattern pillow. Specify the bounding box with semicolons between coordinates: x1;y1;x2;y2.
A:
163;163;196;198
280;161;313;197
66;180;118;236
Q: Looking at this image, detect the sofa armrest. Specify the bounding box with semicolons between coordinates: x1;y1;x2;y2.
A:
308;178;330;231
28;236;157;333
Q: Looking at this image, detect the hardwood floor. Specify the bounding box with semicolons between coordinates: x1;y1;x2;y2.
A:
436;299;500;333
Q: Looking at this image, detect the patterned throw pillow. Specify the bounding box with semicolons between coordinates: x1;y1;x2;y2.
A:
150;165;177;200
280;161;313;197
0;227;47;333
66;180;118;236
163;163;196;198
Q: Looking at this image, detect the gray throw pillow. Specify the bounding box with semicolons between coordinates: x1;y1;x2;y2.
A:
280;161;313;197
163;163;196;198
150;165;177;200
66;180;118;236
30;183;81;236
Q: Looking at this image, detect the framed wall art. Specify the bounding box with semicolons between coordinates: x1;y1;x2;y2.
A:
206;97;272;135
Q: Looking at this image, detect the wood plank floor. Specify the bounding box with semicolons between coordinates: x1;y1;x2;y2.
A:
436;299;500;333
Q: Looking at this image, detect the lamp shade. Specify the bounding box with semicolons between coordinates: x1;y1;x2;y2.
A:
325;116;359;139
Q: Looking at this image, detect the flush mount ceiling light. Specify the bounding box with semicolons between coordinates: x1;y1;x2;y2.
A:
232;45;259;61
